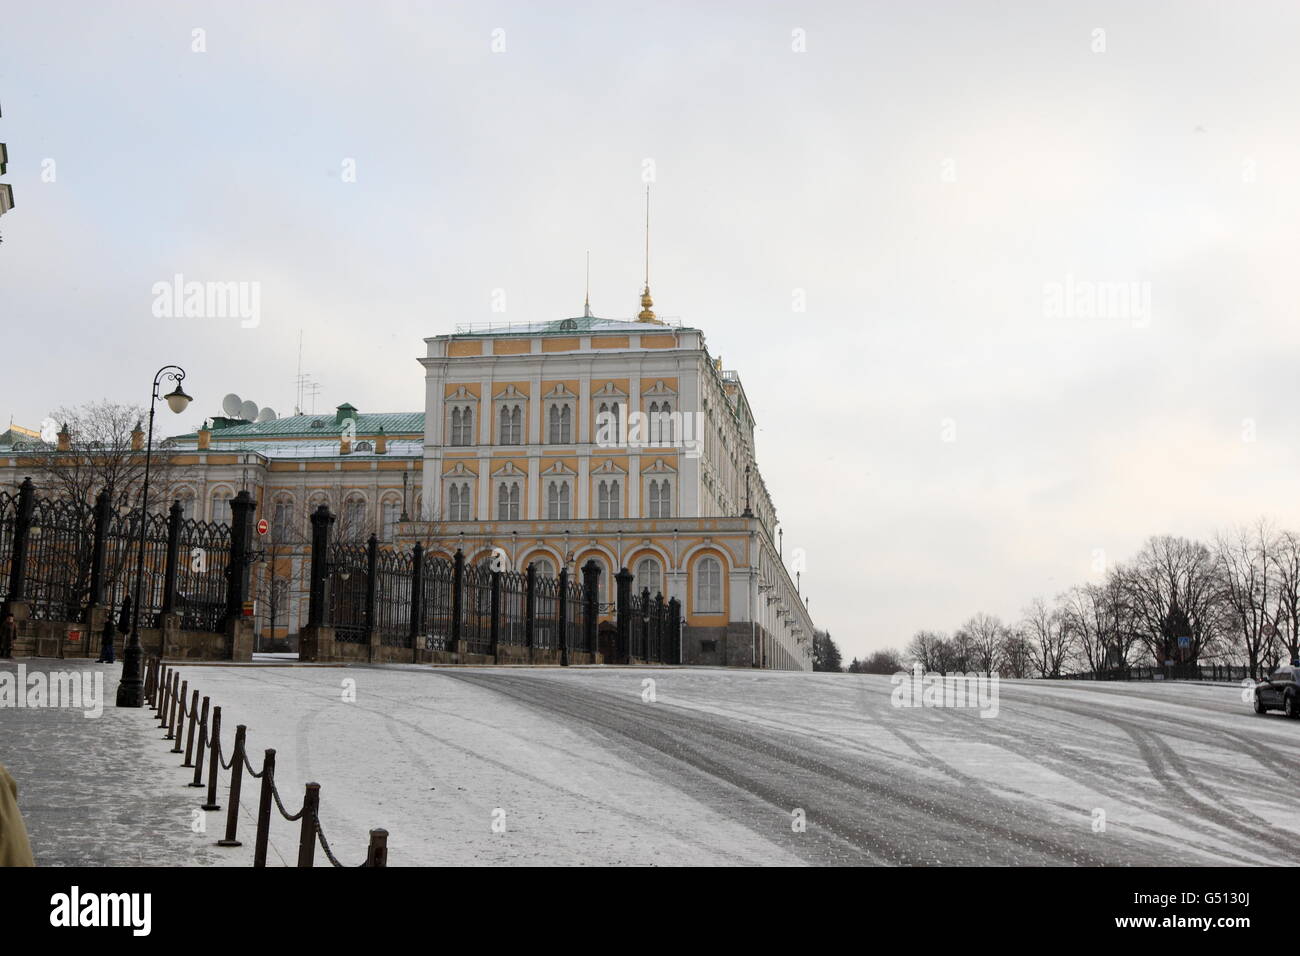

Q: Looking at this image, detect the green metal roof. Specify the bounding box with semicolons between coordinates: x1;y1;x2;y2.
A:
169;410;424;441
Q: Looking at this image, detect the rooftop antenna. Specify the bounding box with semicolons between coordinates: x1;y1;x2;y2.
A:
295;329;304;414
583;250;592;318
637;185;657;323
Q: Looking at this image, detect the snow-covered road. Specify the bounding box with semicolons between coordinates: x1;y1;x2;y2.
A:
5;661;1296;865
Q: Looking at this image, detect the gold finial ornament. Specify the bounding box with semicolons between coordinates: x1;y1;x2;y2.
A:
637;185;660;323
584;250;593;318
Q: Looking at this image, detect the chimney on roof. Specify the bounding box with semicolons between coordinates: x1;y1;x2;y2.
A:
335;403;357;426
197;424;211;451
375;426;387;455
57;423;71;452
131;420;144;451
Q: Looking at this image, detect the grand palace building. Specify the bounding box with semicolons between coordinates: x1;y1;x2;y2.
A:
0;301;816;670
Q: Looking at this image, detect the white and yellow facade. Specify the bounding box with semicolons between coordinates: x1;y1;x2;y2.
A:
0;312;815;669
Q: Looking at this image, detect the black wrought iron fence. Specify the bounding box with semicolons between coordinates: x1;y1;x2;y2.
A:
326;542;369;644
375;549;412;648
0;490;15;606
418;553;454;651
461;562;493;655
565;574;587;654
498;569;527;646
533;572;559;650
25;497;93;622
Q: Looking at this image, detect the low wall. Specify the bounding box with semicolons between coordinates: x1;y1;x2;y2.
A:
4;603;252;663
298;627;601;666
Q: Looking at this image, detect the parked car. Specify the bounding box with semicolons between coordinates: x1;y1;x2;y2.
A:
1253;664;1299;717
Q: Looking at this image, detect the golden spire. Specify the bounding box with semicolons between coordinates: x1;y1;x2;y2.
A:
583;250;592;318
637;184;658;323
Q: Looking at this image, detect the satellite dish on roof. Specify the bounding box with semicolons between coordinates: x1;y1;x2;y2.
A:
239;400;258;421
255;407;277;423
222;393;243;418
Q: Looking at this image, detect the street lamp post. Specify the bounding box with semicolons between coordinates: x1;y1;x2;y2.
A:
116;365;192;708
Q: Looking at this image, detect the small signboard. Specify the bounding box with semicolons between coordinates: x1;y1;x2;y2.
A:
66;629;81;643
256;518;269;536
242;601;255;618
1178;636;1191;649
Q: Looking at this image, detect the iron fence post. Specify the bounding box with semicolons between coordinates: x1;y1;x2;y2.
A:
451;548;464;652
558;566;569;667
489;568;501;661
409;542;424;661
364;534;379;656
161;499;182;615
307;505;334;628
582;559;599;658
87;488;111;610
7;476;34;602
224;490;255;630
669;597;682;664
524;562;536;650
615;566;633;665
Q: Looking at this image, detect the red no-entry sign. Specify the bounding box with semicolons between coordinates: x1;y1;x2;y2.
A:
257;518;269;536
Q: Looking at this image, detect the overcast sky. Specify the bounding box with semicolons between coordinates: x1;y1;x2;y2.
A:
3;1;1299;662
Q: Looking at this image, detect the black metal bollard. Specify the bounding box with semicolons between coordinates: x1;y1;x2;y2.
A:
253;749;276;868
182;689;199;767
170;680;187;751
156;665;170;722
144;657;154;703
201;706;222;811
217;725;247;848
188;696;209;788
297;782;320;867
165;673;180;739
365;829;388;867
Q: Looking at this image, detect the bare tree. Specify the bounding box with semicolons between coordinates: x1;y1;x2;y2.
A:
1271;529;1300;664
1023;596;1071;678
1121;536;1227;666
955;612;1004;675
1215;520;1276;678
906;629;948;672
998;626;1035;679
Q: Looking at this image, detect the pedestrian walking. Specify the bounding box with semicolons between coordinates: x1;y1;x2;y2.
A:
97;602;116;663
116;594;133;641
0;608;16;659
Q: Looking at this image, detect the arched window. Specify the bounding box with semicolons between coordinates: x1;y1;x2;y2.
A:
597;480;620;519
695;556;723;613
549;404;572;443
531;557;556;578
648;479;671;519
497;481;520;520
499;405;522;445
648;401;674;443
448;483;472;521
176;491;196;520
272;496;293;539
635;557;662;597
211;490;233;524
451;407;473;446
343;496;367;539
596;402;621;445
547;481;570;520
381;500;400;541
